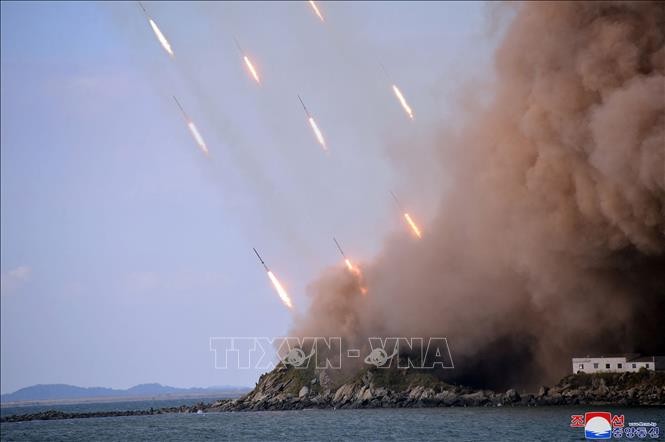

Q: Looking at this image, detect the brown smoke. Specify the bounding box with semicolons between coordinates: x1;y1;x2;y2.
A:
292;2;665;389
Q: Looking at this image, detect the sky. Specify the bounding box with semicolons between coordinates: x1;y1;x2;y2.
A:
0;1;497;394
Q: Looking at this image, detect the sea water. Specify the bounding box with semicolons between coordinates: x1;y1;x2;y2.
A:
2;406;664;441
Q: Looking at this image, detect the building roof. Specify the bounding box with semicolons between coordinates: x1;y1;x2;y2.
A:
572;354;662;361
572;353;640;359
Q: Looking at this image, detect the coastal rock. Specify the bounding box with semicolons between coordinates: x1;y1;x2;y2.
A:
435;390;460;406
357;386;374;401
461;391;488;406
333;383;357;404
505;389;520;403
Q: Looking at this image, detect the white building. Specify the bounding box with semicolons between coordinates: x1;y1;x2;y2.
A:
572;354;663;374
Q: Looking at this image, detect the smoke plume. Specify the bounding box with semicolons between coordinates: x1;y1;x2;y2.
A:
292;2;665;389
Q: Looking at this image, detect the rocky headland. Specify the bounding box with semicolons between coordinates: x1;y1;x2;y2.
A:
211;365;665;411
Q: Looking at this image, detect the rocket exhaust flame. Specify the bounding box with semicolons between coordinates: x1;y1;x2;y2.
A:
234;38;261;84
308;0;325;22
391;191;422;239
298;95;327;151
253;248;294;309
243;56;261;84
380;64;414;120
308;117;326;150
392;84;414;120
267;271;293;309
187;122;208;155
404;213;422;239
138;2;174;57
333;237;368;295
344;258;355;272
173;96;208;155
148;19;174;57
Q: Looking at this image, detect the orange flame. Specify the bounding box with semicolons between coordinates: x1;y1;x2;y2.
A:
267;270;293;309
404;213;422;238
344;259;368;295
148;18;174;57
344;258;355;273
392;84;413;120
308;0;324;22
243;55;261;84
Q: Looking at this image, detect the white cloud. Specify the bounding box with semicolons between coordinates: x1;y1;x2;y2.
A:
0;266;31;295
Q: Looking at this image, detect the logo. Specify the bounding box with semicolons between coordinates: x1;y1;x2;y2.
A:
364;348;398;367
209;336;454;370
281;347;316;367
570;412;660;439
584;412;612;439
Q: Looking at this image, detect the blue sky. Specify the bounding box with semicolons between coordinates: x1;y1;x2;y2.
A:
1;1;495;393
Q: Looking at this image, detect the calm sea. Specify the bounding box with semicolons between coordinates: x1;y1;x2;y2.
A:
2;406;664;441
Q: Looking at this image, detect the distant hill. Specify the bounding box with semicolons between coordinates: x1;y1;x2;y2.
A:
1;383;249;403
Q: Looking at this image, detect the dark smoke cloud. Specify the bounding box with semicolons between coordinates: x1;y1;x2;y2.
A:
292;2;665;389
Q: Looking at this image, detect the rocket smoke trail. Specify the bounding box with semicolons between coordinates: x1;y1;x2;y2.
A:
292;2;665;390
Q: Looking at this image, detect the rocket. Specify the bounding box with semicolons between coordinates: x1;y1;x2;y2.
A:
380;62;390;81
137;1;174;58
379;63;414;120
297;94;327;150
173;95;209;155
173;96;187;118
333;237;346;258
233;37;243;53
233;37;261;84
253;248;270;272
297;95;311;117
333;238;367;294
391;191;423;238
252;248;294;309
390;190;403;209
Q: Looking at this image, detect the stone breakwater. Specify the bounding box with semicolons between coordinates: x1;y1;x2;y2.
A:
0;404;210;423
3;369;663;422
